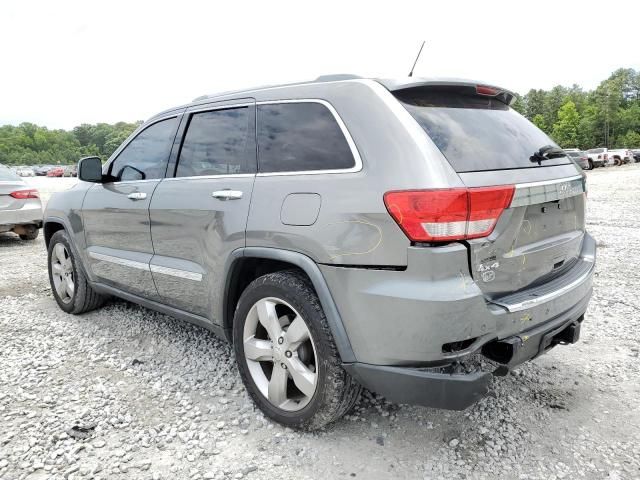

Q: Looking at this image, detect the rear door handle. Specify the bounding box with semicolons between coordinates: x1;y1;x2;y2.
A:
212;190;243;200
127;192;147;201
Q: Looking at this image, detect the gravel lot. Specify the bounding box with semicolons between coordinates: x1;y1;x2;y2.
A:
1;169;639;480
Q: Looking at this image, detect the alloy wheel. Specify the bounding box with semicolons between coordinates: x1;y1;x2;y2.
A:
51;243;74;304
242;297;318;411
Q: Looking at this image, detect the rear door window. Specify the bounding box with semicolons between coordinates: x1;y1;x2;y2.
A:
176;107;253;177
257;102;355;173
394;87;572;173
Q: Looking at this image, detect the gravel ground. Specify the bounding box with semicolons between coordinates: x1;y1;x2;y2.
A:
1;169;639;480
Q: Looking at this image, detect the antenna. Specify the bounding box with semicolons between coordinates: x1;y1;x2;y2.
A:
408;41;426;77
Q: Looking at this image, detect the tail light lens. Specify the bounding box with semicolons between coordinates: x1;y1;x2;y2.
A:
384;186;514;242
9;189;39;199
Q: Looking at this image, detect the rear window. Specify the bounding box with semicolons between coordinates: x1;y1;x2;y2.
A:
257;102;355;173
394;87;572;172
566;151;580;158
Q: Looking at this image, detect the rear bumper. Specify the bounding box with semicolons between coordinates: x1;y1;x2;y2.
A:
321;232;595;366
0;202;43;230
344;312;585;410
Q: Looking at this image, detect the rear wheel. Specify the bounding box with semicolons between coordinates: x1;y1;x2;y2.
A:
48;230;107;314
588;160;594;170
18;226;39;241
233;270;361;430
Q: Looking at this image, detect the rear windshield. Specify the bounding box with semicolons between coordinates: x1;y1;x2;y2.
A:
394;87;572;172
566;151;581;158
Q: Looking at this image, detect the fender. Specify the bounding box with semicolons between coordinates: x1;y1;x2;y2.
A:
43;215;95;282
222;247;356;363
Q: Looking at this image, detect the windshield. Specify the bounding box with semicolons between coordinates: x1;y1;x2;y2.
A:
394;87;572;172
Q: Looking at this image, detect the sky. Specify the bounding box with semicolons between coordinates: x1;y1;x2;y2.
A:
1;0;637;130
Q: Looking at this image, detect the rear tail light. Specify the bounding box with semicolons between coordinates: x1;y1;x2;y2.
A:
383;185;514;242
9;189;39;199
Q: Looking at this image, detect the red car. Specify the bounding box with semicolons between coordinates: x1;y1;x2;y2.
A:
46;167;65;177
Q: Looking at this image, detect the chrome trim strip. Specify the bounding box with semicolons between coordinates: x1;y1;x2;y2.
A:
188;102;253;114
514;174;583;189
150;264;203;282
255;99;363;177
88;252;150;271
511;176;585;208
163;173;255;182
492;260;594;313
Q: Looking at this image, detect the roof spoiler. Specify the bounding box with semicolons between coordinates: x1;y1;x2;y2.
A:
377;78;517;106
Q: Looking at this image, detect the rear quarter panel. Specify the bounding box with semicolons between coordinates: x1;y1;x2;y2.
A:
246;80;463;266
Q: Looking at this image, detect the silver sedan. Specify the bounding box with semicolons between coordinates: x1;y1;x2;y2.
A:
0;165;43;240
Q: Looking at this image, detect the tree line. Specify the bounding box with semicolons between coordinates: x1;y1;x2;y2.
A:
511;68;640;149
1;68;639;167
0;121;142;166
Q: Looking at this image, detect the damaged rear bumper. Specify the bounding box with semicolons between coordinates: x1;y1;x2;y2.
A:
344;306;586;411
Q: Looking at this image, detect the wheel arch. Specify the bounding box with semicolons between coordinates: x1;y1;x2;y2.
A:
222;247;356;363
44;219;66;248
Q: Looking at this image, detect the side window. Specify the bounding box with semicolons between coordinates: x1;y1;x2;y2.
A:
176;107;252;177
109;117;177;181
257;102;355;173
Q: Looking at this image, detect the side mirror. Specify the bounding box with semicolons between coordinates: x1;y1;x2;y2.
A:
78;156;103;183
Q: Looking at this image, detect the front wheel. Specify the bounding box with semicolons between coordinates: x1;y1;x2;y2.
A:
48;230;107;314
233;270;361;430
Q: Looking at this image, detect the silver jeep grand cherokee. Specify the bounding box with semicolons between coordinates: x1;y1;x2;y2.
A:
44;75;595;430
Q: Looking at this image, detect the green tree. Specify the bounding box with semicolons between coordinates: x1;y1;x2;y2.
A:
532;114;549;133
552;101;581;147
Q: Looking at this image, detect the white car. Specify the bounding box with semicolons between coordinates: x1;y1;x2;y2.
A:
0;165;42;240
16;166;36;177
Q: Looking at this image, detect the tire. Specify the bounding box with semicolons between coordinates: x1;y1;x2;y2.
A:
19;226;39;241
47;229;107;314
233;270;362;430
588;160;594;170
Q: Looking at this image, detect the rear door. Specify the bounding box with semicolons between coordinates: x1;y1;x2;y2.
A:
149;99;256;320
394;86;586;298
81;115;181;299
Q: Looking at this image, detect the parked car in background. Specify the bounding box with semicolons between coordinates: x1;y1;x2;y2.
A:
16;166;35;177
63;165;77;177
564;149;591;169
585;148;608;167
44;76;594;430
607;148;634;165
0;164;42;240
35;165;55;176
46;166;65;177
632;149;640;162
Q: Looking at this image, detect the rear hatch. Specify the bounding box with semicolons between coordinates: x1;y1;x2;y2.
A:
391;84;586;298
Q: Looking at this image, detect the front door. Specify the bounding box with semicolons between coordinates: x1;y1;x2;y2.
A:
82;115;180;299
149;100;256;321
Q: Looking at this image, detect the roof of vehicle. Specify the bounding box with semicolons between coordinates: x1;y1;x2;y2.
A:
152;74;518;121
193;75;514;100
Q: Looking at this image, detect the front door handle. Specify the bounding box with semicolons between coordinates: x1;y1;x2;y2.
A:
212;190;243;200
127;192;147;201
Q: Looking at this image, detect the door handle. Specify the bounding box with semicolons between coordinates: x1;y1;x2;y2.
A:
212;190;243;200
127;192;147;201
